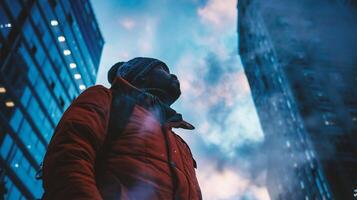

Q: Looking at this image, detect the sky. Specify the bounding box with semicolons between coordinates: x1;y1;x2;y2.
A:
91;0;269;199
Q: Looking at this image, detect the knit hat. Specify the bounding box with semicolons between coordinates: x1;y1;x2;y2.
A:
107;57;170;85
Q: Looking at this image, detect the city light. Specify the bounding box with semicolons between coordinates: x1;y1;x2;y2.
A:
50;20;58;26
69;63;77;69
63;49;71;56
0;23;12;28
58;36;66;42
5;101;15;107
74;74;81;79
79;84;86;90
0;87;6;93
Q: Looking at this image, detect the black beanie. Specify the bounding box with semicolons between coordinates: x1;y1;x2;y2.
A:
107;57;169;85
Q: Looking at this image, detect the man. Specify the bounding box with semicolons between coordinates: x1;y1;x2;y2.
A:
42;57;202;200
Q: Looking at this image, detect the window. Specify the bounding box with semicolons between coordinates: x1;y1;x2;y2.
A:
27;97;45;131
0;135;13;158
322;111;337;126
315;90;330;103
305;150;311;161
350;110;357;124
5;0;22;19
49;80;55;90
0;6;11;38
36;78;50;101
74;74;81;79
50;20;58;26
19;45;39;85
63;49;71;55
300;181;305;189
303;70;315;82
9;109;23;132
59;96;65;109
58;36;65;42
18;119;31;144
66;14;73;25
20;87;31;106
31;5;41;25
7;178;21;200
79;84;86;90
49;0;57;8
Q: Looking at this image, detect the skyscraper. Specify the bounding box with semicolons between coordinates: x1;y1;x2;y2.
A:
0;0;104;199
238;0;357;199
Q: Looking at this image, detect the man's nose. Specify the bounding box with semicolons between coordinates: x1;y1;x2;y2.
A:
170;74;178;80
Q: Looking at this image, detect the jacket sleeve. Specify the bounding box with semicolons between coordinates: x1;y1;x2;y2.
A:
42;86;112;200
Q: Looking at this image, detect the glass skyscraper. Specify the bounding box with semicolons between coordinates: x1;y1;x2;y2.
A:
0;0;104;199
238;0;357;199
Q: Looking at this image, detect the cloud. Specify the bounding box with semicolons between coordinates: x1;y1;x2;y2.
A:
197;0;237;30
172;47;268;200
120;18;136;30
197;160;270;200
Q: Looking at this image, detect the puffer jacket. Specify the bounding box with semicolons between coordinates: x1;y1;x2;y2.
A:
42;77;202;200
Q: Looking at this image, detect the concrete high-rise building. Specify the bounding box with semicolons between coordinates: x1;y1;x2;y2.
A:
238;0;357;199
0;0;104;199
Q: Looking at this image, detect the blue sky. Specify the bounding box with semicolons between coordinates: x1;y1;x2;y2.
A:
91;0;269;199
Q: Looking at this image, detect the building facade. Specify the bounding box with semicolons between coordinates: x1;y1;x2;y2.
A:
238;0;357;199
0;0;104;199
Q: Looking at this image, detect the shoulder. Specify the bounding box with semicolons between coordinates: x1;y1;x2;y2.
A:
73;85;112;107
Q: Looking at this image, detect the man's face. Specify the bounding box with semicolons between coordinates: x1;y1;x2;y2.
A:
142;65;181;104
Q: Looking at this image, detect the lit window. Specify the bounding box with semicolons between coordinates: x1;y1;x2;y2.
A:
69;63;77;69
324;120;335;126
310;150;315;158
0;87;6;93
50;20;59;26
300;181;305;189
5;101;15;107
0;23;11;28
322;112;336;126
63;50;71;56
1;23;12;28
74;74;81;80
79;85;86;90
278;77;282;83
305;150;311;160
58;36;66;42
310;162;314;169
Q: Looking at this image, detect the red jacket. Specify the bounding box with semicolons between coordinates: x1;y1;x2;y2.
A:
42;77;202;200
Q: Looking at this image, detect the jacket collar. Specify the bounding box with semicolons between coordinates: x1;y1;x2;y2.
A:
111;77;194;130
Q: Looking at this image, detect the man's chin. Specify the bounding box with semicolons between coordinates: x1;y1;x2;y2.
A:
167;88;181;105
